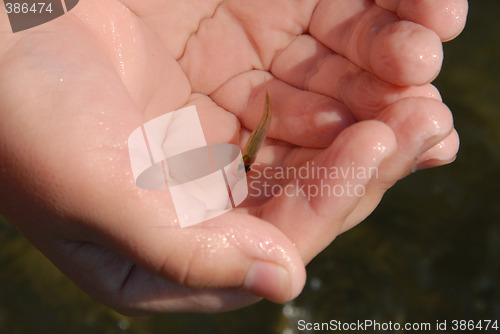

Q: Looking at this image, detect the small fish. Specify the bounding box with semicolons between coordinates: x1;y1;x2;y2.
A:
242;90;272;172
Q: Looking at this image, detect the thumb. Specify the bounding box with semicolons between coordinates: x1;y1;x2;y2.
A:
43;174;307;310
107;206;307;305
23;165;307;312
0;107;306;310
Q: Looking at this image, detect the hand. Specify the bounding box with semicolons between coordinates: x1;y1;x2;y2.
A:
0;0;468;314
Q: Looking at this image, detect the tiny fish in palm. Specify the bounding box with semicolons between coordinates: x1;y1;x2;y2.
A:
242;90;272;172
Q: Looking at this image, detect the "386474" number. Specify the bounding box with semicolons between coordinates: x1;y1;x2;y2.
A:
5;2;53;14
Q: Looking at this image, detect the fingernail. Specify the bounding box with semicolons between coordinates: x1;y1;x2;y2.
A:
413;156;456;172
414;133;458;171
244;261;291;303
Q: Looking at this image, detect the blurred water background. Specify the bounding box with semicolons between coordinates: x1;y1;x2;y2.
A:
1;1;499;333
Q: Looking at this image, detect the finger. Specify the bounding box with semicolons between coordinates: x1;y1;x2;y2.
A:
30;110;308;306
256;120;397;262
375;0;469;41
272;34;442;120
377;98;455;172
3;109;303;310
49;215;304;313
83;208;306;305
23;138;307;308
50;240;262;314
340;97;455;233
211;71;354;148
414;129;459;170
310;0;443;86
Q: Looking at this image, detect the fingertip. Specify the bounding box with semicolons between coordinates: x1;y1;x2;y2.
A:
403;0;469;42
370;20;443;86
414;129;460;170
151;215;308;305
426;0;469;42
375;0;469;42
375;97;455;174
339;120;398;165
244;259;306;303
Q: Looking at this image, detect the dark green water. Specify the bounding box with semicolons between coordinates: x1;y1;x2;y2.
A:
1;1;499;333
